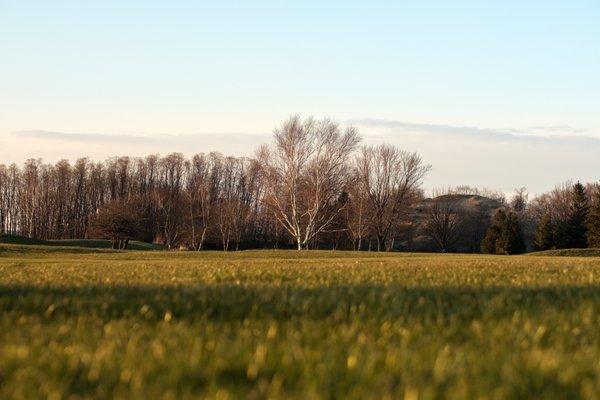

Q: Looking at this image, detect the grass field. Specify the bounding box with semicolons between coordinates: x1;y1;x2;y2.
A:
1;245;599;399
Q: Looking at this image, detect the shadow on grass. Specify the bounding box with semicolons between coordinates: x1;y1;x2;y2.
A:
1;284;599;322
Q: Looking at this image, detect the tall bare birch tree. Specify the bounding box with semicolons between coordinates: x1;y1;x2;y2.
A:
258;116;360;250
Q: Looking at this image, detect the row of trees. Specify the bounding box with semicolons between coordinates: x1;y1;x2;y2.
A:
532;182;600;251
1;116;432;250
477;182;600;255
1;116;598;253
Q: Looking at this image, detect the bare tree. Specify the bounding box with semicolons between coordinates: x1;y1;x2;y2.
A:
155;153;186;249
19;159;41;238
344;172;370;250
184;153;216;250
88;199;141;250
215;156;246;250
421;197;463;253
448;185;506;205
356;144;430;251
511;187;528;212
52;160;73;239
2;165;21;234
257;116;360;250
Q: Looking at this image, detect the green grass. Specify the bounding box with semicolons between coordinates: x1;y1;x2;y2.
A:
0;234;164;251
1;246;599;399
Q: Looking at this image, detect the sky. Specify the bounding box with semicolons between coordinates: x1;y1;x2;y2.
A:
1;0;599;195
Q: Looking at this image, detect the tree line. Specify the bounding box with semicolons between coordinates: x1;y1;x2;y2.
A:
529;181;600;251
1;116;599;252
421;181;600;255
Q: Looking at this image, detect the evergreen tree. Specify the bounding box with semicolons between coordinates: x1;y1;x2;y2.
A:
566;182;589;248
534;213;554;251
481;210;505;254
482;209;526;254
552;220;569;249
497;211;526;254
588;185;600;248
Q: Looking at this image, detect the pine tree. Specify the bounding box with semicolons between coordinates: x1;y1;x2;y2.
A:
588;185;600;248
552;220;569;249
482;209;526;254
497;211;526;254
534;213;554;251
566;182;589;248
509;212;526;254
481;210;505;254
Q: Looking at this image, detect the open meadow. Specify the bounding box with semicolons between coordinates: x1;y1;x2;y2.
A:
1;244;599;399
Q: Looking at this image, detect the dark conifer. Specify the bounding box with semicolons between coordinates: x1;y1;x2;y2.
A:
587;185;600;248
534;213;554;251
482;209;526;254
498;211;526;254
481;210;505;254
552;220;569;249
566;182;589;248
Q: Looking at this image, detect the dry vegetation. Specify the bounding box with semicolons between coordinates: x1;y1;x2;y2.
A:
1;245;599;398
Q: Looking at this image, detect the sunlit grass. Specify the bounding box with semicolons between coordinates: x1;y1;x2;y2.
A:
1;245;599;399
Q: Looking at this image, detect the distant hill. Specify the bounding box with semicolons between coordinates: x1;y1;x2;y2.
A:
415;194;505;216
0;234;164;251
407;194;506;253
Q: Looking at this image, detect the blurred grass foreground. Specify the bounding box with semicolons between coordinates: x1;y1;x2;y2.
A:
1;244;599;399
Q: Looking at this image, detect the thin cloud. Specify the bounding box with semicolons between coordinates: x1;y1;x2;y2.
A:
11;130;272;159
347;119;600;147
4;130;272;163
14;130;270;146
15;130;152;144
527;125;589;135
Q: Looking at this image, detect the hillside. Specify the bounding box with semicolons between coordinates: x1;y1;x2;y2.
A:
416;194;505;215
408;194;505;252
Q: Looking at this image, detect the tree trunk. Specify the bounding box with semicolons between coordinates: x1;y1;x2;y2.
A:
196;228;207;251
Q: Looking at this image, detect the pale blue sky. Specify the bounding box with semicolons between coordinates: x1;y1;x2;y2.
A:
1;0;599;193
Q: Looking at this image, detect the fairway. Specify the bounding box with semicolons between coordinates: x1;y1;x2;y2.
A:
1;245;599;399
